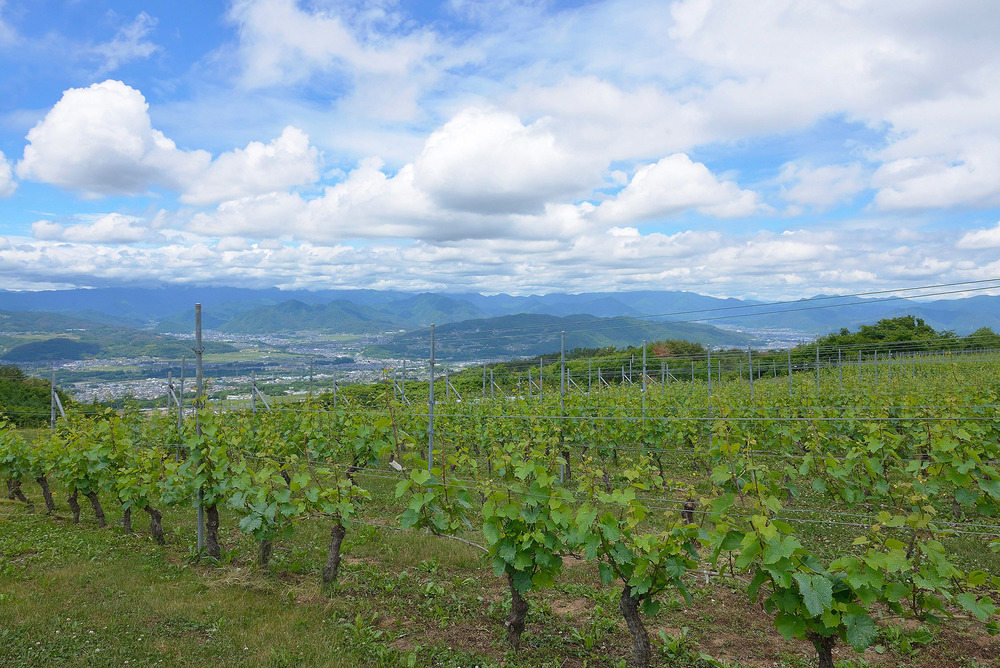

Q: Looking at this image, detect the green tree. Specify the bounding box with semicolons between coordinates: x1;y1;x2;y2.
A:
0;365;72;428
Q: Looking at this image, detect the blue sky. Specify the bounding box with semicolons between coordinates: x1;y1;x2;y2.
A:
1;0;999;299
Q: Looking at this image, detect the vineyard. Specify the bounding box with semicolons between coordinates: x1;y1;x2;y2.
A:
3;343;1000;667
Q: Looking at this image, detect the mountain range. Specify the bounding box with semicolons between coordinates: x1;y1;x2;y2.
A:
0;309;237;362
366;313;753;361
1;287;997;362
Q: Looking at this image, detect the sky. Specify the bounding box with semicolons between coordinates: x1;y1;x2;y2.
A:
1;0;999;300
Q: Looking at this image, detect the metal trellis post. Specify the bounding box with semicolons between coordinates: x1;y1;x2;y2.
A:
428;324;435;472
560;331;566;482
641;340;647;419
194;304;205;554
788;348;793;398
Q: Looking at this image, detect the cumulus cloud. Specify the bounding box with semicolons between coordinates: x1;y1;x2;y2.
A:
778;162;868;209
216;236;252;252
182;126;320;205
90;12;161;75
592;154;763;224
190;191;308;237
185;157;452;242
185;153;592;244
957;222;1000;249
0;151;15;197
706;234;835;272
18;81;323;206
189;154;597;244
304;159;438;238
31;213;152;244
17;80;211;196
30;220;63;241
300;157;563;242
413;108;601;215
182;139;761;245
872;142;1000;210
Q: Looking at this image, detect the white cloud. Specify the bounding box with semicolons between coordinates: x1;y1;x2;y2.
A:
492;2;1000;219
300;157;565;242
303;159;438;238
507;77;706;163
185;155;587;244
662;1;1000;209
592;154;763;224
707;235;835;271
90;12;161;75
778;162;868;209
413;108;601;215
0;150;15;197
17;82;323;206
190;191;308;237
872;141;1000;210
183;141;760;246
182;126;320;205
17;80;211;196
667;1;933;131
228;0;435;87
0;220;993;298
32;213;152;244
957;222;1000;249
30;220;63;241
216;236;252;252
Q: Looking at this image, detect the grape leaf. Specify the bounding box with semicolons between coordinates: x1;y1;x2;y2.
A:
843;613;878;651
793;573;833;618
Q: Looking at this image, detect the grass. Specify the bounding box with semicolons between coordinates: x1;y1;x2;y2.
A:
0;507;362;667
3;473;999;668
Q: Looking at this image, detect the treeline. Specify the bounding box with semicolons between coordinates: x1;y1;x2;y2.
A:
0;365;74;428
795;316;1000;356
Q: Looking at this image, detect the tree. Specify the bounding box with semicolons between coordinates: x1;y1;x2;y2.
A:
0;365;72;428
967;326;1000;349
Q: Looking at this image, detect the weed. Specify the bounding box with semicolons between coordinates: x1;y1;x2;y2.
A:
874;622;937;656
656;627;735;667
342;612;384;646
417;556;439;573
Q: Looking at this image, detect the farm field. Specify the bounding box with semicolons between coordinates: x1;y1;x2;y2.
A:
2;345;1000;667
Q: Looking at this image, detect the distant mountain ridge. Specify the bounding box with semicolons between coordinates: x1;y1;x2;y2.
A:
366;312;753;361
216;294;490;334
1;287;997;341
0;310;237;362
